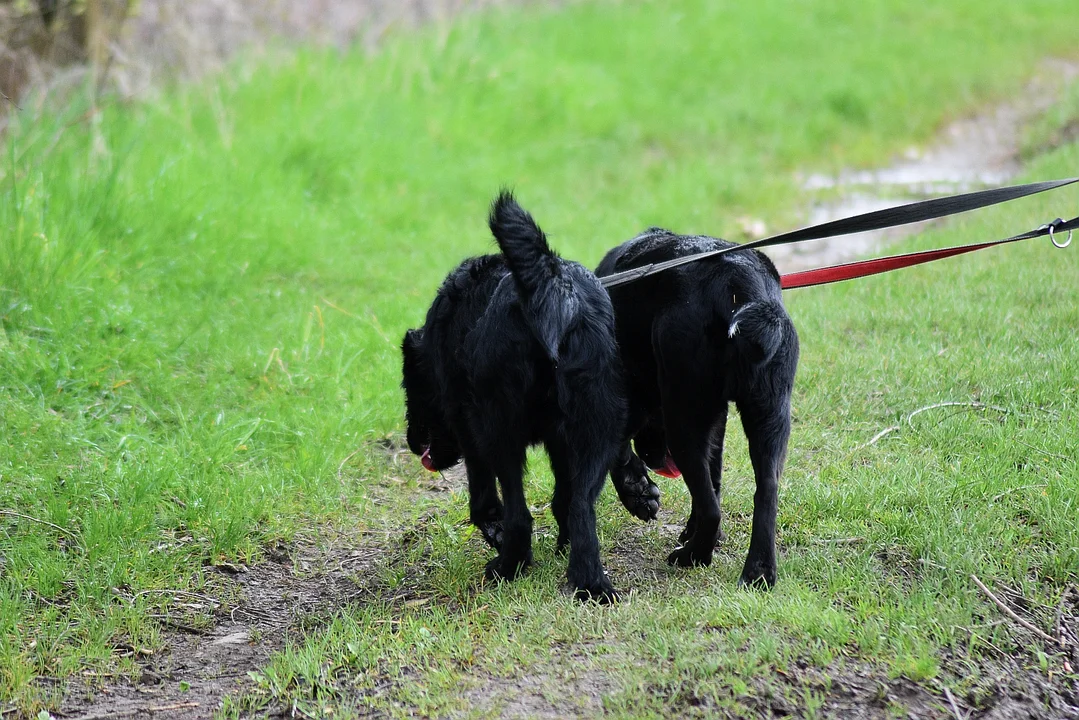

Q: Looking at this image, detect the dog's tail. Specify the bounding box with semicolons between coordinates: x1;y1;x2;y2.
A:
488;191;578;361
728;300;796;366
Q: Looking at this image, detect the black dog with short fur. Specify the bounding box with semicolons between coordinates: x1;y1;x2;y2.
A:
402;192;629;602
597;229;799;588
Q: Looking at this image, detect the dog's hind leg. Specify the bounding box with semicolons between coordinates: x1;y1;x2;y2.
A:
735;395;791;589
484;451;533;582
465;457;503;550
551;468;570;554
549;439;618;604
654;321;723;568
547;336;622;602
679;405;729;546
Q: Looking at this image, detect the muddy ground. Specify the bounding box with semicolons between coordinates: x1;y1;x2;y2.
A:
767;58;1079;274
57;538;379;720
53;442;1079;719
56;523;1079;719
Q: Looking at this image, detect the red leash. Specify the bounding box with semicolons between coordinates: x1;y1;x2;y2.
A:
781;216;1076;290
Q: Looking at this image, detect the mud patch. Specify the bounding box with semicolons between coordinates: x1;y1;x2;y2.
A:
460;658;616;719
744;585;1079;719
455;646;1078;719
724;661;941;719
58;537;379;720
635;651;1079;720
740;659;958;719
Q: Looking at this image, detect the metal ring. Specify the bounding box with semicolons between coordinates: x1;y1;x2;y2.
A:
1049;224;1073;249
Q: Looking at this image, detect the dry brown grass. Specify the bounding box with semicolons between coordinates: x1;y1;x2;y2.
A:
1;0;540;107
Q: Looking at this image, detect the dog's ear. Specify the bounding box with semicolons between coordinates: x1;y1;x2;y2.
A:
401;328;431;454
401;329;420;386
402;328;423;354
401;328;429;394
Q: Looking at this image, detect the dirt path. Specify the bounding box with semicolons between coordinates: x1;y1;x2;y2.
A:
58;538;380;720
54;470;1079;719
765;58;1079;274
57;439;457;720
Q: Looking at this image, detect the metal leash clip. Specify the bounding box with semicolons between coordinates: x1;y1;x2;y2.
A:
1046;218;1073;249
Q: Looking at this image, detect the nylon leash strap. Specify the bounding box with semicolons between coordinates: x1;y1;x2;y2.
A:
599;177;1079;289
780;215;1078;289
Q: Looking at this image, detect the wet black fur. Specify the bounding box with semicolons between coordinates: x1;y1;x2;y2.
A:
401;193;627;602
597;229;799;588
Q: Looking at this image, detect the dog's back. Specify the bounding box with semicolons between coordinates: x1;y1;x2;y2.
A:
598;228;795;392
413;210;625;453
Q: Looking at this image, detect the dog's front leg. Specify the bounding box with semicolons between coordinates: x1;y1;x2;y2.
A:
608;443;661;522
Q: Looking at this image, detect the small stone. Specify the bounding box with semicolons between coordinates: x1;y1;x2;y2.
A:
213;562;248;574
211;631;250;646
140;670;163;685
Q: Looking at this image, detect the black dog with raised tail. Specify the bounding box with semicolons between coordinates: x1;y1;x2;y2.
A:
401;192;627;602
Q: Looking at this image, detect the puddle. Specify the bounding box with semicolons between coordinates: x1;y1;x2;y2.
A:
766;58;1079;273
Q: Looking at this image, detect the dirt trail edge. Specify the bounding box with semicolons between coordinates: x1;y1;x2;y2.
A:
766;58;1079;274
58;538;380;720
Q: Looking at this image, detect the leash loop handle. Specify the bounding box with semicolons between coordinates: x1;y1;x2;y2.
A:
1047;218;1073;249
779;214;1079;290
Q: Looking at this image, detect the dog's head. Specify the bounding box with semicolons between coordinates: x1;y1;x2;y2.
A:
633;423;681;479
401;328;461;471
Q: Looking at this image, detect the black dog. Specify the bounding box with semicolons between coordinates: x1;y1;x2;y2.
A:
597;229;799;588
402;192;630;602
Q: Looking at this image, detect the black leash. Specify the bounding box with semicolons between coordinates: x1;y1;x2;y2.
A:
600;177;1079;288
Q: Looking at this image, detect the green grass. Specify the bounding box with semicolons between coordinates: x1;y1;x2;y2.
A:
1;0;1078;715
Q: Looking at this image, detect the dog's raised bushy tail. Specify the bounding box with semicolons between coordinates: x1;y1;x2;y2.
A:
728;300;796;366
489;191;579;361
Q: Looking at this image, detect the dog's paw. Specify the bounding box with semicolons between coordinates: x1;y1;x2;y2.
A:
616;475;661;522
678;519;726;546
573;577;619;605
478;520;504;550
666;541;713;568
738;561;776;590
484;553;531;581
